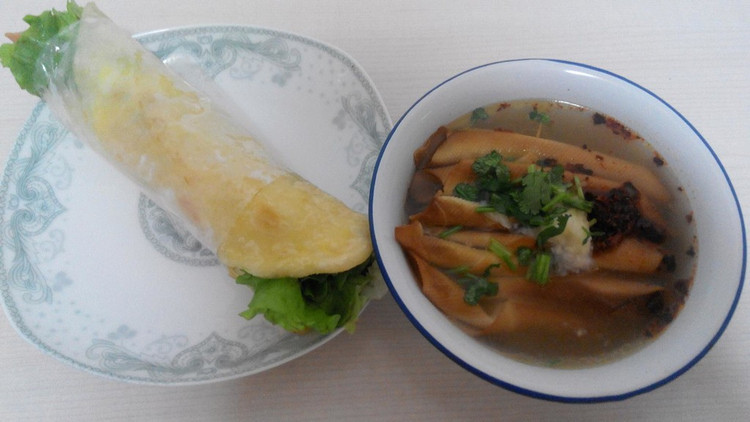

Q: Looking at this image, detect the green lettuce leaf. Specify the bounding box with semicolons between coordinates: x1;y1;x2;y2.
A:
0;0;83;97
236;256;375;334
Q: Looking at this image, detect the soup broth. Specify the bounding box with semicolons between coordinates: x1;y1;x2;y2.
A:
396;100;696;368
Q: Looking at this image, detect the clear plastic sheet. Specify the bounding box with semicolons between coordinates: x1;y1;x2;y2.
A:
33;4;372;278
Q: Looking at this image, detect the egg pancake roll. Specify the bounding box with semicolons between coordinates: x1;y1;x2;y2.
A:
1;1;379;334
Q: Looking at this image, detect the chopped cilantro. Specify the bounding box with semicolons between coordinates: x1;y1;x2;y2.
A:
529;109;551;124
455;272;498;305
488;238;517;270
472;150;504;175
473;151;512;193
516;246;534;266
514;165;553;216
574;175;585;198
582;218;605;245
452;150;593;286
446;265;471;275
474;205;497;213
529;109;552;137
527;252;553;285
438;225;463;238
445;266;498;305
470;107;490;125
487;192;516;215
454;152;588;227
536;214;571;247
454;183;479;201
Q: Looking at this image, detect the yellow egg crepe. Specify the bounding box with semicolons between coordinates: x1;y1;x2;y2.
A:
1;1;380;334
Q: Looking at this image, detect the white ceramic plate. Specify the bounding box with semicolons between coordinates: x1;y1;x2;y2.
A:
0;25;391;385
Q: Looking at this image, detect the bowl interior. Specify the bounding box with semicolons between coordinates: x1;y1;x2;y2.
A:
369;59;745;402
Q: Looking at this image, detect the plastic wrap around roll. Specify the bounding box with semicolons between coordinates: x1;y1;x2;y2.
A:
38;4;372;278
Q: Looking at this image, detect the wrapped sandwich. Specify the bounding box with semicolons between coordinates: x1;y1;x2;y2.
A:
1;1;382;334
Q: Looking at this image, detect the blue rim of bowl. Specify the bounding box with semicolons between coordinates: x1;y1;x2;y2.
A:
368;58;747;403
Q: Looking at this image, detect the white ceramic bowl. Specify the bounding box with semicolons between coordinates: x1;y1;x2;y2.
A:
369;59;745;402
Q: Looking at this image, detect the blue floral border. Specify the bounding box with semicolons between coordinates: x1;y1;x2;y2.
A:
0;25;392;384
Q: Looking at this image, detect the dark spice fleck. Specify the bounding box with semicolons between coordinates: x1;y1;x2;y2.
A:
592;112;638;140
646;291;666;316
686;246;696;257
635;217;666;243
659;255;677;272
653;154;665;167
496;102;511;111
565;163;594;175
536;157;558;167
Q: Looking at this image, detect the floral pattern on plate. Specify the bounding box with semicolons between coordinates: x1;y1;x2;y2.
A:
0;25;391;385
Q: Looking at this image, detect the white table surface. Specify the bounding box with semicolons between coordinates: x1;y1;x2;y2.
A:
1;1;748;420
